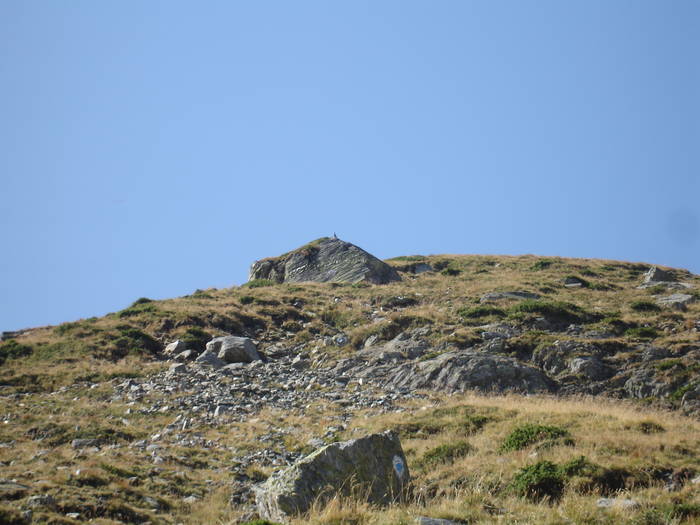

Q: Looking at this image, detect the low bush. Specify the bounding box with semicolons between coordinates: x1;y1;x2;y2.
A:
500;423;570;452
631;300;661;313
510;460;564;501
457;305;506;319
0;339;33;365
625;326;659;340
530;259;554;271
181;327;211;352
508;300;589;324
421;440;472;465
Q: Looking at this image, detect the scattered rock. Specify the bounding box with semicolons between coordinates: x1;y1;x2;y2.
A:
194;349;226;369
207;336;261;364
164;340;188;355
0;481;29;499
563;277;585;288
168;363;187;375
71;438;101;449
174;349;197;362
656;293;694;311
249;237;402;285
596;497;639;509
569;357;614;381
255;431;410;522
416;518;463;525
480;291;540;302
26;494;56;509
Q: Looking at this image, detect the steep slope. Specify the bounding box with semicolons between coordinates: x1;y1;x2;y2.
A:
1;253;699;524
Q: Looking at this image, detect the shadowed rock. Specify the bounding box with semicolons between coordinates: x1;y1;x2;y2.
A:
249;237;401;285
255;431;410;522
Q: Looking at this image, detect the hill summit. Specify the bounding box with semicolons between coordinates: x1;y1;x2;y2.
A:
248;237;402;285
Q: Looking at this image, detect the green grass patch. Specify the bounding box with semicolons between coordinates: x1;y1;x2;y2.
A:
421;440;473;466
508;300;589;324
530;259;555;271
631;300;661;313
625;326;659;340
0;339;33;365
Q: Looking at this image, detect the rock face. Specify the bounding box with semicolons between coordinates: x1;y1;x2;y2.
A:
255;431;410;522
249;237;401;285
382;350;555;394
206;336;261;363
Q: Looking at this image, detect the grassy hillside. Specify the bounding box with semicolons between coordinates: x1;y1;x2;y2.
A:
1;254;699;524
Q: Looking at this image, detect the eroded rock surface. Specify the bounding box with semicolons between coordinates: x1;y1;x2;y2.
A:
249;237;401;285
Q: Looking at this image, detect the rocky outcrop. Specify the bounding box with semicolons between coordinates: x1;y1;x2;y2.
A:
249;237;401;285
656;293;695;311
638;266;692;290
382;350;555;393
255;431;410;522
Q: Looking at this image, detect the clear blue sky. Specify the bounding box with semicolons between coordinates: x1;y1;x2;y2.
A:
1;1;698;331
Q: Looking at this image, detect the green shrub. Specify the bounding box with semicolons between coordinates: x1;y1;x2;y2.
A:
500;423;570;452
105;325;161;358
239;295;255;305
245;279;275;288
131;297;153;305
508;300;588;324
531;259;554;271
510;460;565;501
421;440;472;465
558;456;599;477
0;339;33;365
631;300;661;313
117;301;157;318
441;267;461;277
181;327;211;353
240;520;283;525
654;359;683;371
457;306;506;319
635;420;665;434
625;326;659;340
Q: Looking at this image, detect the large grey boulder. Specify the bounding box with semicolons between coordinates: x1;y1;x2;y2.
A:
382;350;555;393
249;237;401;285
206;336;261;363
255;431;410;522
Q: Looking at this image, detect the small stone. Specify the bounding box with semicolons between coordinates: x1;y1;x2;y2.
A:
597;497;639;509
27;494;56;509
416;518;462;525
71;438;101;449
168;363;187;375
164;340;188;355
